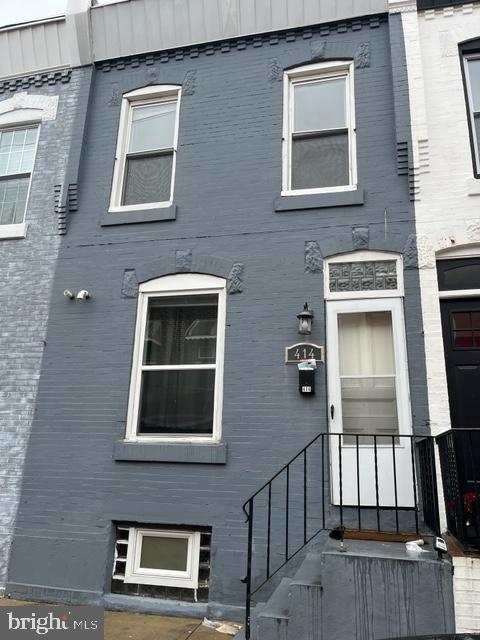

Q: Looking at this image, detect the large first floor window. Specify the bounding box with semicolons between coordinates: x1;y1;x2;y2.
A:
126;273;226;441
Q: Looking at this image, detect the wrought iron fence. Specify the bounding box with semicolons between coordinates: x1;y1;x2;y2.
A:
242;432;440;640
436;429;480;552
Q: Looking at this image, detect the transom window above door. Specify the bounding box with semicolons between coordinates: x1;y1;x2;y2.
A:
325;251;403;300
282;60;357;195
110;85;181;212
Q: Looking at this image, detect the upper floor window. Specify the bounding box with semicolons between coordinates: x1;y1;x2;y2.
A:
126;273;226;442
282;61;356;195
110;85;181;212
463;55;480;176
0;126;38;225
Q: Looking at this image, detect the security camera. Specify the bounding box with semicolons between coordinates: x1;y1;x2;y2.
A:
76;290;91;301
63;289;75;299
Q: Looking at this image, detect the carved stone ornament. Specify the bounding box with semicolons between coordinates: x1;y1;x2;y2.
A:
0;92;58;125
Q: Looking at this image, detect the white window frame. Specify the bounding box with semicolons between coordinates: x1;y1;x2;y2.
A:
0;123;40;239
326;296;413;444
124;528;201;588
282;60;357;196
464;54;480;174
125;273;226;443
109;85;181;213
324;251;404;301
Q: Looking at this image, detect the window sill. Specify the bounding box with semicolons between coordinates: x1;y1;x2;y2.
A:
466;177;480;197
101;204;177;226
114;440;227;464
274;188;364;211
0;222;27;239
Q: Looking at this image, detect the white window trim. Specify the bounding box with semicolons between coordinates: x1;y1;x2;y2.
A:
324;251;404;300
464;54;480;173
326;297;413;443
124;528;201;588
0;123;40;234
282;60;357;196
109;85;181;212
125;273;226;443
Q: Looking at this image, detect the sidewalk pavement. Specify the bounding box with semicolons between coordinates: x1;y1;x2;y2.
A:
0;599;239;639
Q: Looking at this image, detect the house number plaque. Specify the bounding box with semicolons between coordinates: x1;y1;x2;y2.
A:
285;343;324;364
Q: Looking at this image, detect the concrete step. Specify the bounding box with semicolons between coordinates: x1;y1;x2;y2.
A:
255;578;292;640
288;553;324;640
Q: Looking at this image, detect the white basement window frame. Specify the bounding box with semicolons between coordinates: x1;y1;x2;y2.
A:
109;85;181;212
124;528;201;588
282;60;357;196
125;273;226;443
324;251;404;300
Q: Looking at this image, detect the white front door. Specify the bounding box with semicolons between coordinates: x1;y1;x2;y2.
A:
327;297;415;508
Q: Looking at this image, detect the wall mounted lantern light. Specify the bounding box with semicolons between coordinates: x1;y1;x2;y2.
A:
297;302;314;335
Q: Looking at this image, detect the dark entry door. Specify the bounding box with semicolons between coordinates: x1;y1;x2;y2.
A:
440;299;480;428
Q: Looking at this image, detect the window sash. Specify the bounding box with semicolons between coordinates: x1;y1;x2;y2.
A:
464;55;480;173
124;528;200;588
110;90;180;211
283;63;356;194
126;278;226;442
0;126;38;226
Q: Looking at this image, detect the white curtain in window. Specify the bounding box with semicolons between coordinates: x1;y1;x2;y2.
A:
338;311;398;437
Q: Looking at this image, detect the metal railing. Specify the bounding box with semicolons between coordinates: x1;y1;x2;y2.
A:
436;429;480;552
242;432;440;640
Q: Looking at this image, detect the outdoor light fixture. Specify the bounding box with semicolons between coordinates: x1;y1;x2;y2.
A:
63;289;91;301
297;302;314;335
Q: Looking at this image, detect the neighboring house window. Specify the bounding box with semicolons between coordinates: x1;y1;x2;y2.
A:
110;85;181;211
0;126;38;225
283;61;356;194
123;527;201;588
126;273;226;442
463;54;480;175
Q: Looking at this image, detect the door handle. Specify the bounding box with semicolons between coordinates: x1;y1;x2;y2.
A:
330;404;334;420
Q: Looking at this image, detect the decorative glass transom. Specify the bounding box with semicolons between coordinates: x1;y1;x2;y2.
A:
329;261;398;293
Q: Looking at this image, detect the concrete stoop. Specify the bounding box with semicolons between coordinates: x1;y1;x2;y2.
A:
248;539;456;640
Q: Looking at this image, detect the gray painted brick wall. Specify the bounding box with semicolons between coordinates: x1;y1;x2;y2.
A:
6;18;430;616
0;67;91;591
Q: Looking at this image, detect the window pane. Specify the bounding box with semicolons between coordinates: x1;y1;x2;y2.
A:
129;102;176;153
474;113;480;160
467;58;480;112
341;376;399;437
292;132;349;189
143;295;218;365
441;262;480;290
123;153;173;205
0;127;37;176
339;311;398;438
0;177;29;224
294;78;346;132
139;535;189;572
138;369;215;435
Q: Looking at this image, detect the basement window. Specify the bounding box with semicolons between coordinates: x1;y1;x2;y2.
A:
112;525;211;600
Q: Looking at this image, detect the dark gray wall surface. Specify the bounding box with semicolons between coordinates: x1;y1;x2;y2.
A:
0;67;91;592
7;18;429;613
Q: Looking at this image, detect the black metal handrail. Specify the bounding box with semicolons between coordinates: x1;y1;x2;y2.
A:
436;429;480;552
242;432;440;640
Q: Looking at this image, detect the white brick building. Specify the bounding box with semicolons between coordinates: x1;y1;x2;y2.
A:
393;0;480;632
